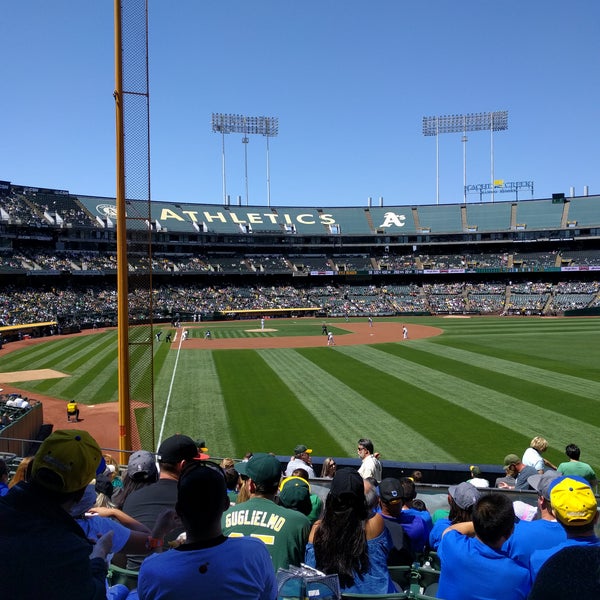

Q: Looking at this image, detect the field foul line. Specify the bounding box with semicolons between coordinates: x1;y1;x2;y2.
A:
156;331;184;450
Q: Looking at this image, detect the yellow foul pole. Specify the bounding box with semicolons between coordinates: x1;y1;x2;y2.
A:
114;0;131;460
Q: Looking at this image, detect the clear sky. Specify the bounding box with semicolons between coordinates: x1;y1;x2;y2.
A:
2;1;599;207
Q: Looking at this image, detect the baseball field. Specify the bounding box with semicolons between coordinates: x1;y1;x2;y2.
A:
1;316;599;471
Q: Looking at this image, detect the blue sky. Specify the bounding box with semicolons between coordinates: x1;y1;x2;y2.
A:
2;1;599;207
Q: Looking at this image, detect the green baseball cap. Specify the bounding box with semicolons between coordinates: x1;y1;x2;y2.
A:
235;453;282;485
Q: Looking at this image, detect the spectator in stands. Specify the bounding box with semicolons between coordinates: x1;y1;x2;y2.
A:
522;436;556;473
503;470;566;567
0;459;9;496
378;477;428;557
138;459;276;600
122;434;199;570
497;453;537;490
222;452;310;571
112;450;159;509
320;457;336;479
285;443;315;478
528;545;600;599
429;481;481;551
8;455;33;488
399;476;432;534
305;468;396;594
0;429;113;599
557;443;597;491
289;469;324;524
357;438;382;482
437;493;531;600
529;475;600;578
467;465;489;488
277;475;312;518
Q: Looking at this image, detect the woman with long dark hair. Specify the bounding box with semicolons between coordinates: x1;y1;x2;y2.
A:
304;468;395;594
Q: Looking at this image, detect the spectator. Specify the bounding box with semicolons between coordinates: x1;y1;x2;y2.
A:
497;454;537;490
222;452;310;571
122;434;199;570
522;436;556;473
557;443;597;492
320;457;336;479
289;469;324;524
399;476;432;535
378;477;428;558
528;545;600;599
277;475;312;518
429;482;480;551
437;493;531;600
113;450;159;509
357;438;382;482
503;470;566;567
468;465;489;488
284;444;315;478
529;475;600;578
137;460;277;599
0;429;113;599
305;468;396;594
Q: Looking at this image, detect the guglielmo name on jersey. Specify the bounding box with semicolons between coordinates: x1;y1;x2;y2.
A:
225;509;286;532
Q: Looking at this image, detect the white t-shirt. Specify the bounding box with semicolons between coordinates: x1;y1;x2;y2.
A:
522;447;544;471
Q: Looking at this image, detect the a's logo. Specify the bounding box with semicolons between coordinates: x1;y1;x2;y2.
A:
96;204;118;218
378;212;406;228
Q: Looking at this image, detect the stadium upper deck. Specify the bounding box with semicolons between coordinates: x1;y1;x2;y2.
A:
1;181;600;242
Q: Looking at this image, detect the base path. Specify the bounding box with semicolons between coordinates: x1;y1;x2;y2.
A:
182;321;442;349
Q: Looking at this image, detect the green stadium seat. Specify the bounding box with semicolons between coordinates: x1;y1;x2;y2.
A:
107;563;139;591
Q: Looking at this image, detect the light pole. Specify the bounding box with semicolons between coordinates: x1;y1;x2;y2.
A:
212;113;279;206
423;111;508;204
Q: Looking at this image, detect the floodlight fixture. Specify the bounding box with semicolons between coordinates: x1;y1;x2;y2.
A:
212;113;279;206
422;110;509;204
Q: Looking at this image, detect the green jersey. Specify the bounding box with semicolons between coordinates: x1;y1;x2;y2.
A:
222;496;311;571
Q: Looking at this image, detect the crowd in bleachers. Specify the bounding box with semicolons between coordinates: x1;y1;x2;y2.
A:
1;430;598;598
1;279;599;327
1;248;600;276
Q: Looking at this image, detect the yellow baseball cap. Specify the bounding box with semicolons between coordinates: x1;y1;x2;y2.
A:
549;476;598;526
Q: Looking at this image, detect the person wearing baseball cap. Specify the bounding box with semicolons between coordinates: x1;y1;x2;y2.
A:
498;453;537;490
429;481;481;551
503;470;567;567
284;443;315;478
222;452;310;571
122;434;199;570
0;429;113;599
529;475;600;579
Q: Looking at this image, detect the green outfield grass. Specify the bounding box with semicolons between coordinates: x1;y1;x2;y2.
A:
3;316;600;470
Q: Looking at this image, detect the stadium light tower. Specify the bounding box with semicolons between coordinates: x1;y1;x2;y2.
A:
212;113;279;206
423;110;508;204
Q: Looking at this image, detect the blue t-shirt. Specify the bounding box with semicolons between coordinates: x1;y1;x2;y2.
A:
503;519;566;567
437;530;531;600
529;535;600;579
378;508;429;554
429;518;451;551
138;535;276;600
305;528;395;595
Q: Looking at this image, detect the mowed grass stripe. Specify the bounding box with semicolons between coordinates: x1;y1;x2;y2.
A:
212;349;340;457
258;348;455;461
379;343;600;420
153;350;234;456
431;329;600;380
336;345;600;466
296;348;530;464
0;334;94;372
